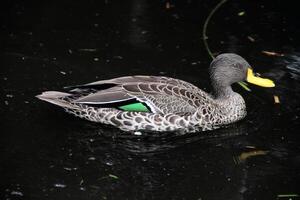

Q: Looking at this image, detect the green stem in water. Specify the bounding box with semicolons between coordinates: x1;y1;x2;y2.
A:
202;0;251;91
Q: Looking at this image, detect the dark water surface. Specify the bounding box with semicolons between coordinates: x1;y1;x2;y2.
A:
1;0;300;199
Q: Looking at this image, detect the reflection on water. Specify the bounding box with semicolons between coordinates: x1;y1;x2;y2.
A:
282;53;300;80
24;94;272;200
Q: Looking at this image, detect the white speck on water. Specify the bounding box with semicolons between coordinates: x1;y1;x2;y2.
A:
54;183;66;188
141;30;148;34
113;55;123;59
131;18;137;22
106;59;110;63
94;58;99;61
11;191;23;196
105;161;113;166
94;23;99;27
60;71;67;75
24;101;29;104
6;94;14;98
63;167;77;171
134;131;142;136
4;101;9;105
3;77;8;80
88;157;96;161
191;61;201;65
68;49;73;54
78;48;97;52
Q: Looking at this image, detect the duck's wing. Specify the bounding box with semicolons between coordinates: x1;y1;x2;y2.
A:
67;75;201;92
72;81;211;115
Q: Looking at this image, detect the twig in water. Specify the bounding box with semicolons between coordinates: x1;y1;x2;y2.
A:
202;0;251;91
202;0;228;60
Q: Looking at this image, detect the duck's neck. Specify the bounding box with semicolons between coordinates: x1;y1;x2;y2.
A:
211;83;234;99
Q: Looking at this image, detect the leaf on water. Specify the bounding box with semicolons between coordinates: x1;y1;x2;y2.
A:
108;174;119;179
239;150;268;162
238;11;245;16
262;51;284;57
274;95;280;104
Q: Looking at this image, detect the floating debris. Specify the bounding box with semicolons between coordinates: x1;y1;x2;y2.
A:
247;36;255;42
68;49;73;54
63;167;78;171
88;157;96;161
277;194;299;198
94;58;99;61
166;2;171;9
274;95;280;104
78;48;97;52
239;150;268;162
113;55;123;59
108;174;119;179
238;81;251;92
262;51;284;57
60;71;67;75
11;191;23;196
245;145;256;149
79;179;84;185
105;161;113;166
6;94;14;98
4;100;9;105
238;11;245;16
54;183;67;188
191;61;201;66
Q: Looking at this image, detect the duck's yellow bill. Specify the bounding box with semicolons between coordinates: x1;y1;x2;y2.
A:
246;68;275;87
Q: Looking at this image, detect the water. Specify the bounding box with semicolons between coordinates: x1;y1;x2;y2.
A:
1;0;300;199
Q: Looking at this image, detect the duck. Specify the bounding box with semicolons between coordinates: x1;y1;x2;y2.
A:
36;53;275;133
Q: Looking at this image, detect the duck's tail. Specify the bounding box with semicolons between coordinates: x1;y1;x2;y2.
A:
36;91;80;110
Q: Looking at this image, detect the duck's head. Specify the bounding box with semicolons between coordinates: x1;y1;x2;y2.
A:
209;53;275;98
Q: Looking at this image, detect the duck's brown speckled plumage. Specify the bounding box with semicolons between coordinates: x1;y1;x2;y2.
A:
36;53;268;133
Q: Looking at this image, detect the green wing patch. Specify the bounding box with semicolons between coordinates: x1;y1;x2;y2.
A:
119;102;150;112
